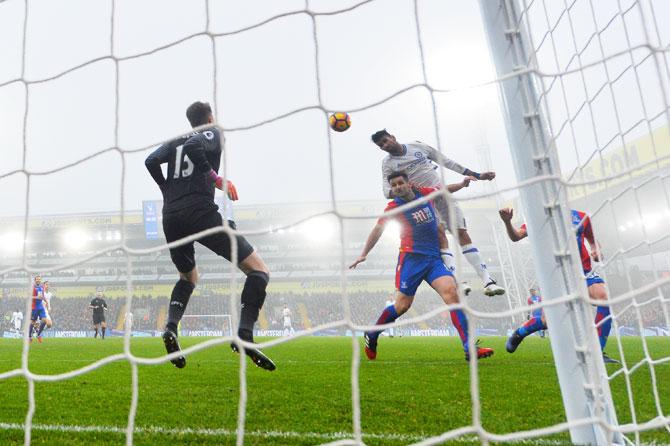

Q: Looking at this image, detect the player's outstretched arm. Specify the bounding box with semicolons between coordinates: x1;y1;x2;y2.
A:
421;143;495;181
447;176;477;193
349;224;385;269
498;207;527;242
145;144;171;188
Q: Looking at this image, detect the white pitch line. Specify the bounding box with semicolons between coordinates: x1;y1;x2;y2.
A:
0;422;426;442
0;423;593;444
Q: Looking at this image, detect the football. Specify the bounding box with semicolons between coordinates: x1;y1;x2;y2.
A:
328;112;351;132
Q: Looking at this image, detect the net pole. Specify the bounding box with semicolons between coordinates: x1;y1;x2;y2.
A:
478;0;623;444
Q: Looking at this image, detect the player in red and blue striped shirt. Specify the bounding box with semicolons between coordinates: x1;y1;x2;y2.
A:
29;275;48;343
499;208;618;364
350;171;494;362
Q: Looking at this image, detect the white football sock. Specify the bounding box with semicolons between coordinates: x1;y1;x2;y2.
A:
461;244;493;285
440;249;456;274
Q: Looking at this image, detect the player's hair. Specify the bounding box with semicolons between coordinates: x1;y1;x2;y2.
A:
387;171;408;183
186;101;213;127
371;129;391;144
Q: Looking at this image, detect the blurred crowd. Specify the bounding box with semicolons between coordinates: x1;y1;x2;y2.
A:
1;286;667;335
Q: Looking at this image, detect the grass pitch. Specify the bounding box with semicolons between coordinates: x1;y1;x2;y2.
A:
0;336;668;445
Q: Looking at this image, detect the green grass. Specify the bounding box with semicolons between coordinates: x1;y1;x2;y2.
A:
0;336;668;445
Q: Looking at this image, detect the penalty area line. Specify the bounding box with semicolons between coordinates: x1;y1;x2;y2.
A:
0;422;427;442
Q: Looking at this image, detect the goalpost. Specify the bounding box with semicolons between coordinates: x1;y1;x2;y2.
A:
480;2;623;443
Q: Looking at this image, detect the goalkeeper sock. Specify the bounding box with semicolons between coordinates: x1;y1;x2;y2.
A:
517;316;547;338
450;309;469;351
595;305;612;350
440;249;456;274
369;304;399;342
94;327;98;338
101;326;106;339
29;322;34;338
37;321;46;336
166;279;195;334
239;271;269;337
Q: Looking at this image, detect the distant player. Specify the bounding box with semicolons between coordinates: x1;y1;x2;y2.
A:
10;310;23;333
499;208;619;364
145;101;275;371
42;280;54;330
282;304;294;336
371;129;505;297
350;171;494;361
89;290;108;339
527;288;545;338
29;275;48;343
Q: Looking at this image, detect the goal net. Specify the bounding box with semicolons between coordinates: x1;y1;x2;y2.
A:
0;0;668;445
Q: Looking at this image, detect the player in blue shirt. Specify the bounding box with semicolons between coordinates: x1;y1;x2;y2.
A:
350;171;494;361
29;275;48;343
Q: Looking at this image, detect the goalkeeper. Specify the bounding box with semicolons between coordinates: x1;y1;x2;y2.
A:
145;101;275;371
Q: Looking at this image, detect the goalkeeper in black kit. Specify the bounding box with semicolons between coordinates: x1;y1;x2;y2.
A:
144;101;275;371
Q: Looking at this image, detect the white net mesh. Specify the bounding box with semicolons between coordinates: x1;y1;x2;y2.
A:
0;0;669;444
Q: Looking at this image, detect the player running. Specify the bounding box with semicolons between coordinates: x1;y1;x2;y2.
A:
28;275;48;343
89;289;108;339
350;171;494;361
498;208;619;364
145;101;275;371
371;129;505;297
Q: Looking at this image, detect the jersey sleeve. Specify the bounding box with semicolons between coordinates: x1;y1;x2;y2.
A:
145;143;172;187
377;202;396;225
582;215;594;242
417;142;467;175
418;186;439;196
381;158;394;199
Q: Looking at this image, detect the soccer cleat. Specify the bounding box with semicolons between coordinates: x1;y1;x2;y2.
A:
484;280;506;297
462;282;472;296
602;352;621;364
465;346;494;361
230;342;276;371
29;338;33;344
506;331;523;353
364;332;377;360
37;336;43;344
162;330;186;369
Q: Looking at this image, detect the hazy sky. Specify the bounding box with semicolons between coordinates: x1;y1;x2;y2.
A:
0;0;668;218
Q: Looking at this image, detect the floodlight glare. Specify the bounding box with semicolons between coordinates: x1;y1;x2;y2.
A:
62;228;89;250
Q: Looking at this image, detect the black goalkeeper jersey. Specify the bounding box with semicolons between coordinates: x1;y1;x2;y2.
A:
145;128;222;215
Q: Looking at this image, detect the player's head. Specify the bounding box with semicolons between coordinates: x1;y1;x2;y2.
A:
44;280;49;290
96;288;103;298
186;101;214;128
34;275;41;285
371;129;402;154
387;171;411;197
529;287;538;295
